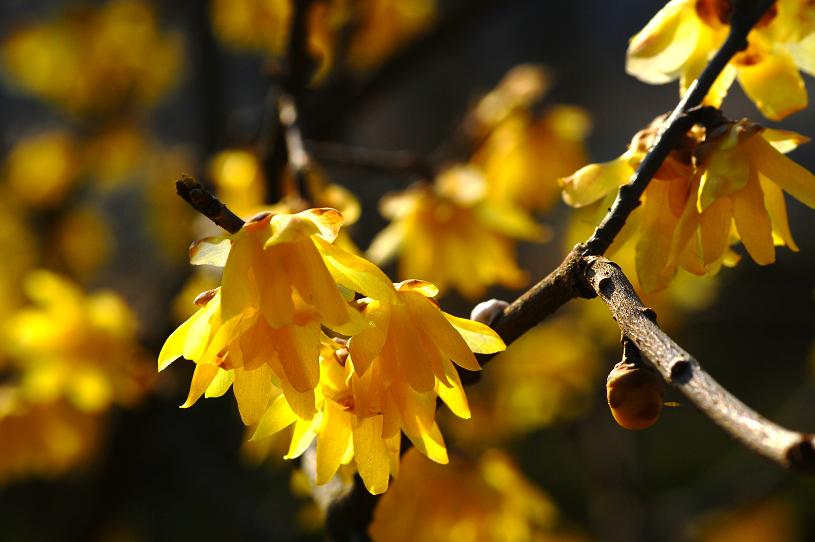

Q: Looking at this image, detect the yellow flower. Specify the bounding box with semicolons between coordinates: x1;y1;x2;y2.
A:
444;316;600;445
2;131;79;208
162;207;505;494
0;388;101;482
160;208;361;419
1;0;181;116
368;165;545;299
369;449;582;542
4;271;152;412
561;117;815;291
627;0;813;120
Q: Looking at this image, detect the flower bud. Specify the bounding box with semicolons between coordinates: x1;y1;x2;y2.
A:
606;360;665;430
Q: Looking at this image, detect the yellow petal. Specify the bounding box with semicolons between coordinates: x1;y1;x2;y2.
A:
253;244;294;328
636;180;681;292
352;415;391;494
762;128;809;153
698;147;750;212
314;236;397;302
626;0;701;84
181;363;220;408
759;175;798;251
316;401;353;484
437;363;470;419
189;236;231;266
699;197;733;270
366;222;404;265
251;393;298;441
736;48;807;121
182;294;221;361
441;311;506;355
748;135;815;209
348;301;390;376
158;312;195;371
221;233;257;321
394;279;439;298
403;293;480;371
205;368;233;398
390;306;435;393
560;156;633;208
265;208;343;246
232;364;273;425
275;322;320;392
731;173;775;265
285;417;318;460
411;421;448;465
284;238;349;329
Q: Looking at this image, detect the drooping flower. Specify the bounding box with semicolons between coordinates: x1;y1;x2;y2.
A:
369;449;584;542
368;165;546;299
560;117;815;291
627;0;814;120
4;271;152;412
159;208;362;420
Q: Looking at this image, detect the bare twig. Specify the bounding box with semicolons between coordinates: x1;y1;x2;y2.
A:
176;175;245;234
582;256;815;473
583;0;775;256
305;140;436;180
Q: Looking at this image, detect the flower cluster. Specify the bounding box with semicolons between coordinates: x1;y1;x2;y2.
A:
367;65;589;298
160;208;505;494
627;0;815;120
561;117;815;291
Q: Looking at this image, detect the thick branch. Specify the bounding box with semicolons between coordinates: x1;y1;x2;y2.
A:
176;175;245;234
583;0;775;255
582;256;815;473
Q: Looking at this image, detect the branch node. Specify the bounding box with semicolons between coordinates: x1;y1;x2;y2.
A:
669;359;692;384
786;436;815;474
640;307;658;324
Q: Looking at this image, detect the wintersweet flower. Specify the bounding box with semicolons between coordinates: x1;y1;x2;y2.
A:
249;264;506;494
368;165;546;298
561;117;815;291
370;449;570;542
4;271;151;412
159;208;363;420
626;0;814;120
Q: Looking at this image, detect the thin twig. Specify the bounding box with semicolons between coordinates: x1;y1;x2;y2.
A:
582;256;815;473
305;140;436;180
176;175;245;234
582;0;775;256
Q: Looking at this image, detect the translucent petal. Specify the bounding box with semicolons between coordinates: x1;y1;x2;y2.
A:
441;312;505;355
158;312;195;371
180;363;219;408
285;417;319;460
251;393;298;441
352;415;390;494
404;293;480;371
759;175;798;251
221;233;256;321
284;239;349;328
266;208;342;246
636;180;681;292
394;279;439;298
437;363;470;419
189;236;231;266
749;135;815;209
205;368;233;398
366;222;404;265
314;236;397;302
253;244;294;328
732;173;775;265
390;306;435;393
737;48;807;121
560;156;632;208
698;147;750;211
699;197;733;269
348;301;390;376
316;401;353;484
232;364;273;425
626;0;700;84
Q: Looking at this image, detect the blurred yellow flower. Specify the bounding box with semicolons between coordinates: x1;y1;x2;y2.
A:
1;0;181;116
0;388;100;482
627;0;814;120
50;207;112;280
560;118;815;291
2;131;79;208
445;316;600;444
210;0;436;77
370;448;586;542
4;271;152;412
368;165;546;298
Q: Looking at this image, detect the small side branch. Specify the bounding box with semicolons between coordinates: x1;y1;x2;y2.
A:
583;0;775;256
305;140;436;180
582;256;815;473
176;175;245;234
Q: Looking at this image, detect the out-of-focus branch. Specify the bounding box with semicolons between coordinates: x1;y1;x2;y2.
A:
583;0;775;256
305;140;436;180
176;175;245;234
582;256;815;473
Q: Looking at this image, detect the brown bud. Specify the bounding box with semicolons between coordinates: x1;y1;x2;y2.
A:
606;361;666;430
